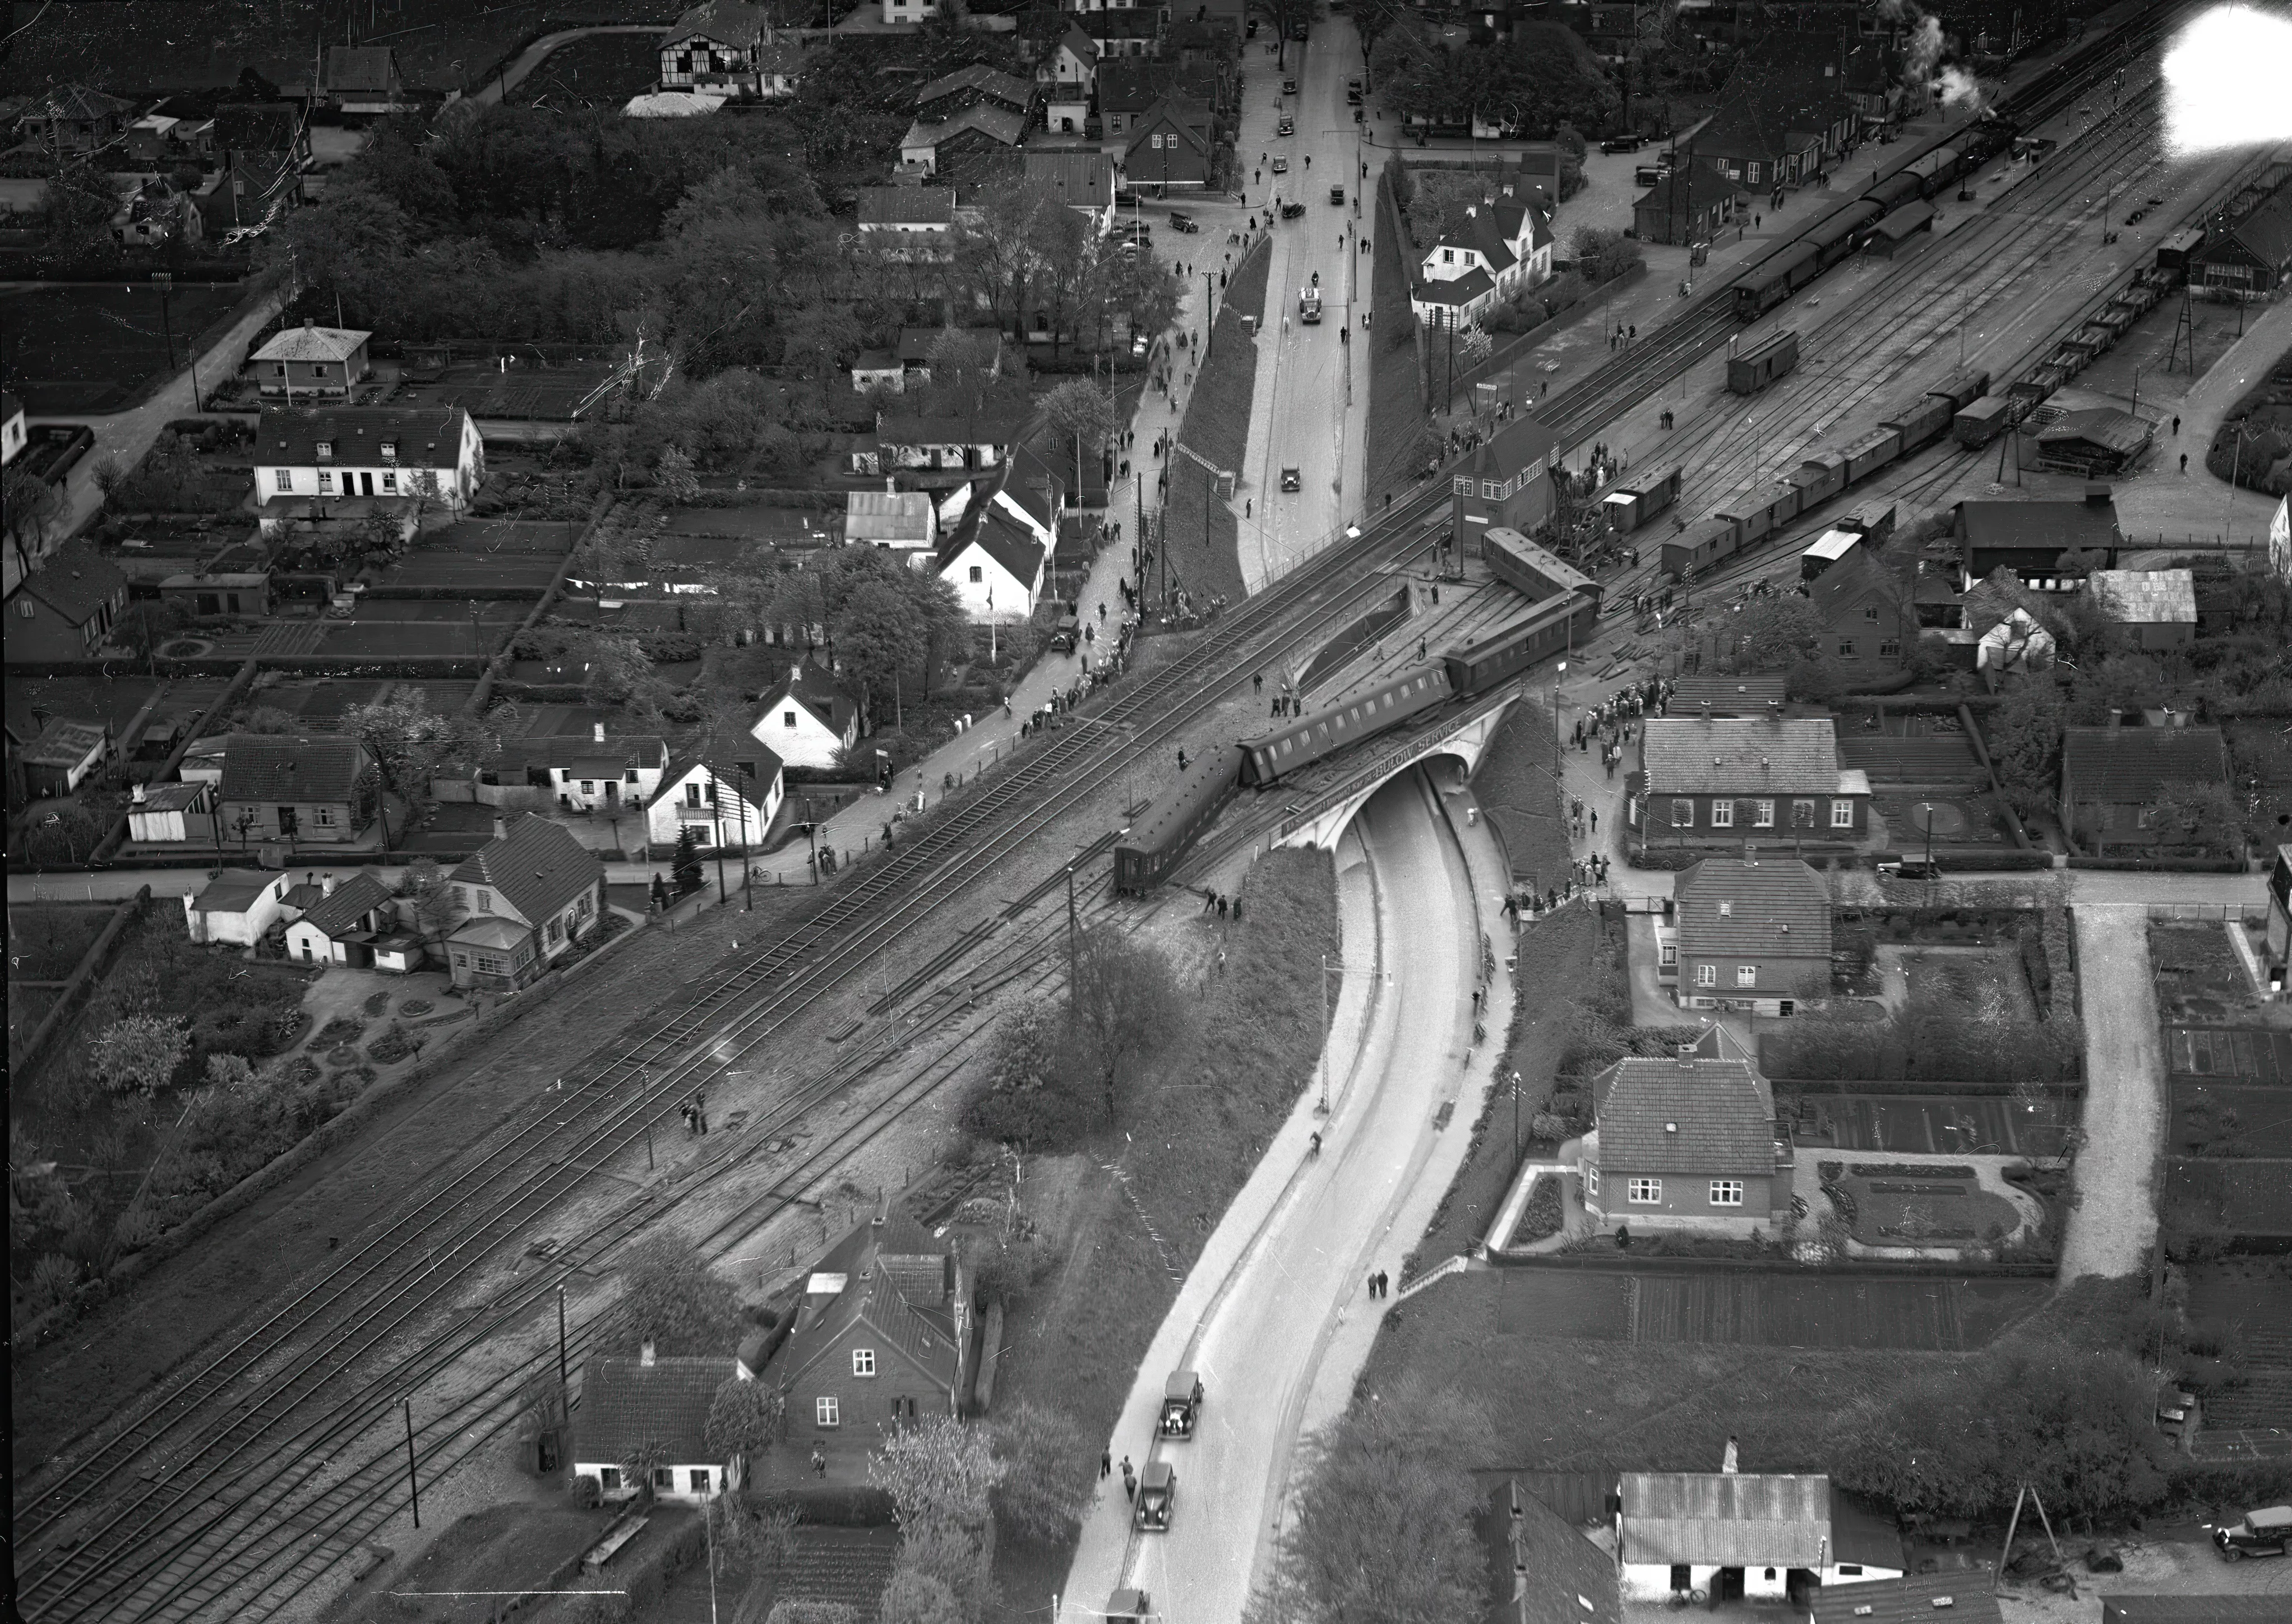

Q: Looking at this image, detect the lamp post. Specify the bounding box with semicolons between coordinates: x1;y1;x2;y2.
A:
1552;660;1568;776
1315;955;1388;1115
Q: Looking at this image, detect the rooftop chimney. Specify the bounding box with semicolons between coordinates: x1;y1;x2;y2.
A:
593;721;607;743
640;1339;657;1367
886;476;897;494
2084;481;2112;506
493;815;510;841
321;872;337;896
131;782;147;804
303;316;313;330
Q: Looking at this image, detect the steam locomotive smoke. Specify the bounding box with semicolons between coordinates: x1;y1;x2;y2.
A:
2162;4;2292;157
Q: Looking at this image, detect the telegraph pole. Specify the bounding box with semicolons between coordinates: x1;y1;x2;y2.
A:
403;1399;422;1528
1065;866;1079;988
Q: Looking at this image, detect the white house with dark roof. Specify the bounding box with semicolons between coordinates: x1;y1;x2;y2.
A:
574;1344;749;1505
127;779;213;843
659;0;801;99
646;734;784;852
256;405;484;510
1411;196;1552;325
183;869;295;947
855;186;958;236
443;813;606;991
1581;1033;1789;1235
750;659;862;770
1674;854;1831;1012
1041;22;1098;131
247;323;372;399
474;727;668;816
939;500;1048;622
284;869;423;970
1616;1471;1901;1602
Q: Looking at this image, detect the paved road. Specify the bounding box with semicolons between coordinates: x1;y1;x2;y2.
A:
1061;764;1506;1622
2061;903;2168;1279
1236;19;1374;588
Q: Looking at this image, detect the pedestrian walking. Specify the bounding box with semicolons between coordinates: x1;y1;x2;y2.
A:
1102;1449;1112;1479
1376;1270;1389;1297
1177;747;1188;771
2181;452;2189;474
1367;1272;1377;1296
1204;889;1218;914
1231;895;1243;922
2173;415;2181;435
1217;895;1228;918
812;1448;828;1477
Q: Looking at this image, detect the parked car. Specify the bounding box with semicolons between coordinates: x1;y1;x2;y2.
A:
1601;133;1646;153
1272;155;1289;173
1167;211;1199;232
1281;467;1300;492
1347;77;1363;93
1282;77;1298;94
1346;88;1362;105
2213;1506;2292;1560
1050;612;1081;653
1329;186;1344;205
1280;201;1305;219
1277;115;1295;135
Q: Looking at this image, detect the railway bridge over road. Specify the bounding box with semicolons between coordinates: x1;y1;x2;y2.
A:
1271;691;1519;852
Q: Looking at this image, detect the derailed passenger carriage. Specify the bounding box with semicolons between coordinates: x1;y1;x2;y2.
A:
1440;581;1601;695
1237;663;1454;787
1482;525;1597;603
1113;743;1247;895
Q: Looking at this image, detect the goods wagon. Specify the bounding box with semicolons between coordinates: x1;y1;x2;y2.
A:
1660;520;1738;580
1839;497;1898;544
1882;395;1954;456
1922;367;1991;412
1239;663;1453;786
1864;169;1926;215
1114;744;1246;894
2156;226;2205;275
1601;465;1682;532
1714;482;1803;549
1953;395;2013;448
1731;241;1823;320
1842;427;1903;483
1727;330;1800;395
1790;451;1847;507
1483;525;1595;604
1440;588;1600;693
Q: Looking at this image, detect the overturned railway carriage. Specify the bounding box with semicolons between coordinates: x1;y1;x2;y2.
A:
1113;744;1247;894
1483;525;1597;603
1240;663;1455;787
1440;584;1602;693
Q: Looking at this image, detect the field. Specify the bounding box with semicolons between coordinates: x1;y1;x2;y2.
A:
2184;1259;2292;1436
1785;1090;2070;1155
394;362;617;422
508;32;663;109
0;284;247;414
2166;1158;2292;1240
1489;1268;2048;1350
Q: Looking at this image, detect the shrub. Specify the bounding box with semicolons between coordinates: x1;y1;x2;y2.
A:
366;1024;418;1065
313;1016;366;1048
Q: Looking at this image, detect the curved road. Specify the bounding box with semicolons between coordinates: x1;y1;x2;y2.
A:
1060;763;1507;1623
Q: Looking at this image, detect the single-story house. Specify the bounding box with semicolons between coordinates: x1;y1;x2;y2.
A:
321;45;407;113
574;1345;750;1505
751;660;862;770
443;813;608;992
20;718;109;797
1674;854;1831;1011
1633;169;1733;247
646;735;785;852
2058;723;2233;853
1637;716;1870;839
914;62;1034;122
284;870;423;970
1954;488;2119;585
845;487;937;554
6;540;130;664
18;84;136;152
1806;1572;2003;1624
854;186;958;242
1617;1472;1901;1602
2087;568;2197;650
1481;1478;1623;1624
127;779;214;842
851;351;906;393
897;103;1027;175
483;727;669;815
183;869;295;946
218;734;374;846
1024;148;1120;228
875;413;1027;475
1581;1038;1789;1236
256;405;485;510
248;323;373;399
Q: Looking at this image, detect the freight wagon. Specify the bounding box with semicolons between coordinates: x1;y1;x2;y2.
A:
1880;394;1955;457
1953;395;2013;448
1482;525;1596;604
1713;481;1805;549
1838;497;1898;544
1600;465;1682;532
1842;426;1904;482
1113;743;1247;894
1658;520;1739;580
1727;330;1800;395
1922;367;1992;412
1789;451;1847;507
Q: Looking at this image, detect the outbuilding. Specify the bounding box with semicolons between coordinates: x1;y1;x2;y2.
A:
20;718;109;797
127;779;213;843
2087;568;2197;650
183;869;293;946
1617;1472;1902;1602
284;870;422;970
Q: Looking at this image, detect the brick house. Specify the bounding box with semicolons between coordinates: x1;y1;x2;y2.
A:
443;813;607;991
218;734;376;845
574;1345;749;1505
769;1212;969;1461
1580;1035;1789;1236
5;541;129;664
248;323;372;399
1450;413;1560;559
1674;854;1831;1012
1809;548;1910;671
1125;99;1214;190
2058;724;2233;855
1636;715;1870;841
1954;489;2119;585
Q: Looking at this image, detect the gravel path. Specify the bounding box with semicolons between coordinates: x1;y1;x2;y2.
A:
2061;905;2165;1279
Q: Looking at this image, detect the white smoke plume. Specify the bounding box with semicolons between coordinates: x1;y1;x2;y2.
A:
1904;13;1946;86
1872;0;1910;21
1935;63;1986;113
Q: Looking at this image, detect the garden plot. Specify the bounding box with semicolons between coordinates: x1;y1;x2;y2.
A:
1815;1159;2027;1249
0;283;247;413
1785;1092;2069;1156
656;506;839;545
1493;1268;2044;1350
2149;921;2256;1019
1875;945;2039;1023
318;619;511;659
1868;792;2013;846
425;519;581;554
384;551;565;592
2224;721;2292;850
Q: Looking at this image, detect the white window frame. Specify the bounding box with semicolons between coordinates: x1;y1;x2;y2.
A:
690;1467;713;1493
852;1348;877;1377
274;469;294;491
1735;965;1757;987
1710;1179;1745;1206
1829;798;1855;829
317;471;334;493
1695;963;1716;987
1754;799;1775;827
1710;799;1734;829
1628;1177;1662;1204
816;1396;841;1427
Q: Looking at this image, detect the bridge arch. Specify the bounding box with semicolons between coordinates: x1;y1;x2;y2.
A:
1269;697;1520;854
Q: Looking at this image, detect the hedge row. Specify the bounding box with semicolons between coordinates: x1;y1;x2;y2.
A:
741;1484;896;1526
2069;854;2252;873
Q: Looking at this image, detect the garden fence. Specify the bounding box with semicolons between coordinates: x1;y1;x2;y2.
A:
2145;902;2268;924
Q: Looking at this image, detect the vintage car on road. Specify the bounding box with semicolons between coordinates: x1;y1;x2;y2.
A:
1134;1460;1176;1530
1160;1371;1204;1438
1280;467;1301;492
2213;1505;2291;1560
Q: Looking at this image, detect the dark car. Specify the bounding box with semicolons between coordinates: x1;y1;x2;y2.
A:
1280;467;1300;492
1167;211;1199;232
1328;186;1344;205
1282;77;1298;94
1049;612;1080;653
1347;89;1362;105
1280;201;1305;219
2213;1506;2292;1560
1600;133;1646;154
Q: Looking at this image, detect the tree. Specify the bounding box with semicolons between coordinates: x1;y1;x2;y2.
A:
340;689;514;849
1720;594;1828;672
876;1569;964;1624
1986;679;2066;820
617;1236;741;1355
401;858;468;957
1567;225;1643;284
623;1438;672;1501
2150;778;2244;858
655;445;701;503
1247;1381;1491;1624
673;826;705;894
1066;926;1182;1117
887;1514;992;1620
868;1416;1004;1532
705;1376;784;1461
204;1052;262;1094
987;1399;1094;1541
959;997;1098;1149
3;465;63;561
1039;378;1119;498
89;1014;193;1095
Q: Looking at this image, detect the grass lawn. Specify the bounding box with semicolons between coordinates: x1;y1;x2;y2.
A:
1363;158;1439;512
2222;721;2292;849
985;848;1338;1619
0;284;247;414
2149;921;2252;1019
1471;696;1569;889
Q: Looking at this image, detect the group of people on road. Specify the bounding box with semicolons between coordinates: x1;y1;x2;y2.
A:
681;1092;709;1135
1198;887;1242;920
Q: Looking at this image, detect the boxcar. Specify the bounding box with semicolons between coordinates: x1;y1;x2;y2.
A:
1839;496;1898;544
1483;525;1595;604
1599;465;1681;531
1953;395;2013;448
1841;427;1902;484
1863;169;1925;215
1807;199;1884;267
1441;589;1599;695
1727;330;1800;395
1923;367;1992;413
1715;482;1801;548
1790;451;1847;507
2156;226;2206;275
1801;530;1863;581
1731;241;1821;320
1661;520;1737;580
1238;663;1453;786
1882;395;1954;456
1113;744;1246;894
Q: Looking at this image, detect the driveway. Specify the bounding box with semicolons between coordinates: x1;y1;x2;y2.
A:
2062;904;2166;1279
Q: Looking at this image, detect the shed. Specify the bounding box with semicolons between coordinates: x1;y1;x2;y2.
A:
1808;1572;2002;1624
183;869;292;946
20;718;109;797
1864;200;1935;256
2034;409;2154;476
2087;569;2197;649
2155;226;2206;275
1727;331;1799;396
127;779;213;842
158;573;272;618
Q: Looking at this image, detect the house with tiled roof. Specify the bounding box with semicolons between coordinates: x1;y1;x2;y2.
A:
898;103;1027;177
256;405;484;510
321;47;407;113
1953;489;2121;585
284;870;424;970
645;734;784;854
1479;1478;1621;1624
856;186;956;232
2058;723;2233;855
660;0;802;99
1808;548;1910;671
1411;196;1552;325
19;85;136;152
19;718;110;798
1674;854;1830;1010
751;659;862;770
1632;168;1735;248
1808;1573;2001;1624
1124;98;1213;191
1616;1471;1901;1600
766;1208;970;1460
1041;22;1098;132
1686;69;1856;195
1582;1038;1789;1235
248;322;372;399
916;63;1035;122
876;411;1028;475
6;541;128;664
217;734;375;846
1636;715;1870;841
1094;58;1165;144
483;726;670;815
1024;148;1120;226
574;1345;750;1505
2086;568;2196;650
938;501;1048;622
1449;412;1560;561
444;813;607;990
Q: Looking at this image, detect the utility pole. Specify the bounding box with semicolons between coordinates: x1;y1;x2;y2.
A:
709;771;728;902
1065;866;1079;989
556;1285;570;1430
403;1398;422;1528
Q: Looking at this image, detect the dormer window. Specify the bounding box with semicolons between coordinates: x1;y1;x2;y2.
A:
316;441;333;459
379;441;397;459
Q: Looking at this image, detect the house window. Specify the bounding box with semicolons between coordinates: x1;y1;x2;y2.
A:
476;890;492;913
1695;963;1716;987
2136;806;2154;829
1710;800;1734;829
381;471;398;493
1736;965;1757;987
1864;605;1879;621
1754;799;1775;827
1628;1177;1662;1204
1711;1180;1745;1206
1830;799;1854;829
315;807;334;827
1747;162;1762;183
969;566;983;582
317;471;334;493
1586;1167;1599;1196
316;441;334;459
452;951;469;969
1671;798;1694;827
1441;248;1454;263
653;1467;674;1489
1718;901;1733;917
274;469;294;491
690;1468;713;1493
454;886;468;907
380;441;397;458
1792;800;1816;827
686;783;704;808
1838;640;1856;657
816;1396;841;1427
275;363;288;377
547;916;563;945
783;710;798;729
853;1348;877;1377
1453;476;1472;495
1838;1565;1864;1576
580;781;595;795
1879;639;1901;658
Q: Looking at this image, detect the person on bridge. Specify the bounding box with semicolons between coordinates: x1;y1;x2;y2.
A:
1305;154;1311;168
